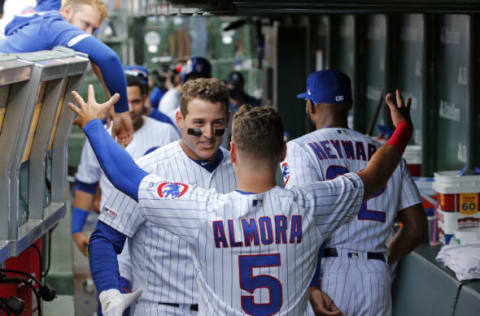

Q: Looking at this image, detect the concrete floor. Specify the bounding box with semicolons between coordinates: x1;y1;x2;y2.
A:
44;200;99;316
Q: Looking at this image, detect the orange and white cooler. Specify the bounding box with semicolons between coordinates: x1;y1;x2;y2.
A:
433;171;480;244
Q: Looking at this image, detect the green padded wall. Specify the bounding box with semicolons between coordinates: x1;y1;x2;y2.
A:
435;15;469;171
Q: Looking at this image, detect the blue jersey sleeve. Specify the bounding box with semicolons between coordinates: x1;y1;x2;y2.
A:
89;221;126;293
69;36;129;113
36;0;61;11
83;119;148;201
0;12;129;113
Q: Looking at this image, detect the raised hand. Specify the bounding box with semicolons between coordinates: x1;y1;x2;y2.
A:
68;85;120;128
385;89;412;127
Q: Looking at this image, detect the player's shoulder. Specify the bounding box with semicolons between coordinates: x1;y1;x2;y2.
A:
135;140;182;167
267;186;314;212
142;116;177;134
5;10;64;36
161;88;180;103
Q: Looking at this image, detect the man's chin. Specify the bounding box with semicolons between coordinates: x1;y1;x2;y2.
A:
196;147;218;160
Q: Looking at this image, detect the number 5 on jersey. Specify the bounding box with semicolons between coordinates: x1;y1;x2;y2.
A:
239;254;283;316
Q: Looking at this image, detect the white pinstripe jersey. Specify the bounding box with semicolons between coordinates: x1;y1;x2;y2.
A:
112;172;365;316
282;127;422;252
99;141;237;309
75;116;179;209
75;117;178;281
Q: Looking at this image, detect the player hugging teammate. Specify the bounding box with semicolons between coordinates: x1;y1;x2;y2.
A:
69;73;421;316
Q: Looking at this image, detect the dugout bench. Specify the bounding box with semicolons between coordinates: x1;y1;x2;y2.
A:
392;242;480;316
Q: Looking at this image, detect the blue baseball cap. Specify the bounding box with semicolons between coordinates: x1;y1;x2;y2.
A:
180;57;212;84
297;70;352;104
124;65;149;85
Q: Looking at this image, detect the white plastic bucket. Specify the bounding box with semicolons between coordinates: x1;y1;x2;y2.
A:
433;171;480;244
454;228;480;244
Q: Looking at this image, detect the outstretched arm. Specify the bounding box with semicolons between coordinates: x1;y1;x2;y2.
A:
68;86;147;201
357;90;413;198
69;36;133;144
70;37;128;114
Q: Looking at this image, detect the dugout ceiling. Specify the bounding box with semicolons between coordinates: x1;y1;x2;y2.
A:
166;0;480;15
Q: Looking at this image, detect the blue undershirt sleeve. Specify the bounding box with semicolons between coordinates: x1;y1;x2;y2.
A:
89;221;126;293
70;36;128;113
83;119;148;201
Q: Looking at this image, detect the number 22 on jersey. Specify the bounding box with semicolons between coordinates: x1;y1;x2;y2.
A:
326;165;386;222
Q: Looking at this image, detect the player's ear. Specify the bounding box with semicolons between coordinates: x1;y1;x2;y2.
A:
60;4;74;20
230;142;237;163
176;109;183;128
306;100;316;115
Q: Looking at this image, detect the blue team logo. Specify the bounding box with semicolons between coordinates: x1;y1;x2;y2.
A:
157;182;189;199
281;162;290;185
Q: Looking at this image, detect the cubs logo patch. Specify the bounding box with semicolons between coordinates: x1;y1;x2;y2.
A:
281;162;290;185
157;182;189;199
108;209;118;217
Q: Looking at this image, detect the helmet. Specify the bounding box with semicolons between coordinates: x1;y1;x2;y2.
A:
180;57;212;84
124;65;149;85
226;71;244;89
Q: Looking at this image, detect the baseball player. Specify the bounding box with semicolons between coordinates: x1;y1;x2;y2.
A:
124;65;179;133
285;70;426;316
0;0;134;140
87;78;236;315
67;81;414;315
71;73;179;315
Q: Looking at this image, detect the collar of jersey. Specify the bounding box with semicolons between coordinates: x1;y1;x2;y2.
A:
235;189;256;195
190;149;224;173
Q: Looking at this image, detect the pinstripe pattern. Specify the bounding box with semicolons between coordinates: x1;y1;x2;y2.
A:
100;141;237;315
130;172;364;315
76;117;179;208
76;116;179;281
132;302;198;315
283;127;422;316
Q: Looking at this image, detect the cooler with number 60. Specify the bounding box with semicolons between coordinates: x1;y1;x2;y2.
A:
433;171;480;244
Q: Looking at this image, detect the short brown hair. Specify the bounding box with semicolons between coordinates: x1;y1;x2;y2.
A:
63;0;108;21
179;78;229;117
232;105;284;159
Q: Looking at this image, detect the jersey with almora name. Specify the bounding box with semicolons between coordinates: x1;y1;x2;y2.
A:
124;171;364;315
100;141;237;314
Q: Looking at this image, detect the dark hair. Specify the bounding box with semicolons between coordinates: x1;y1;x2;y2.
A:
232;105;284;159
179;78;229;116
126;75;147;96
